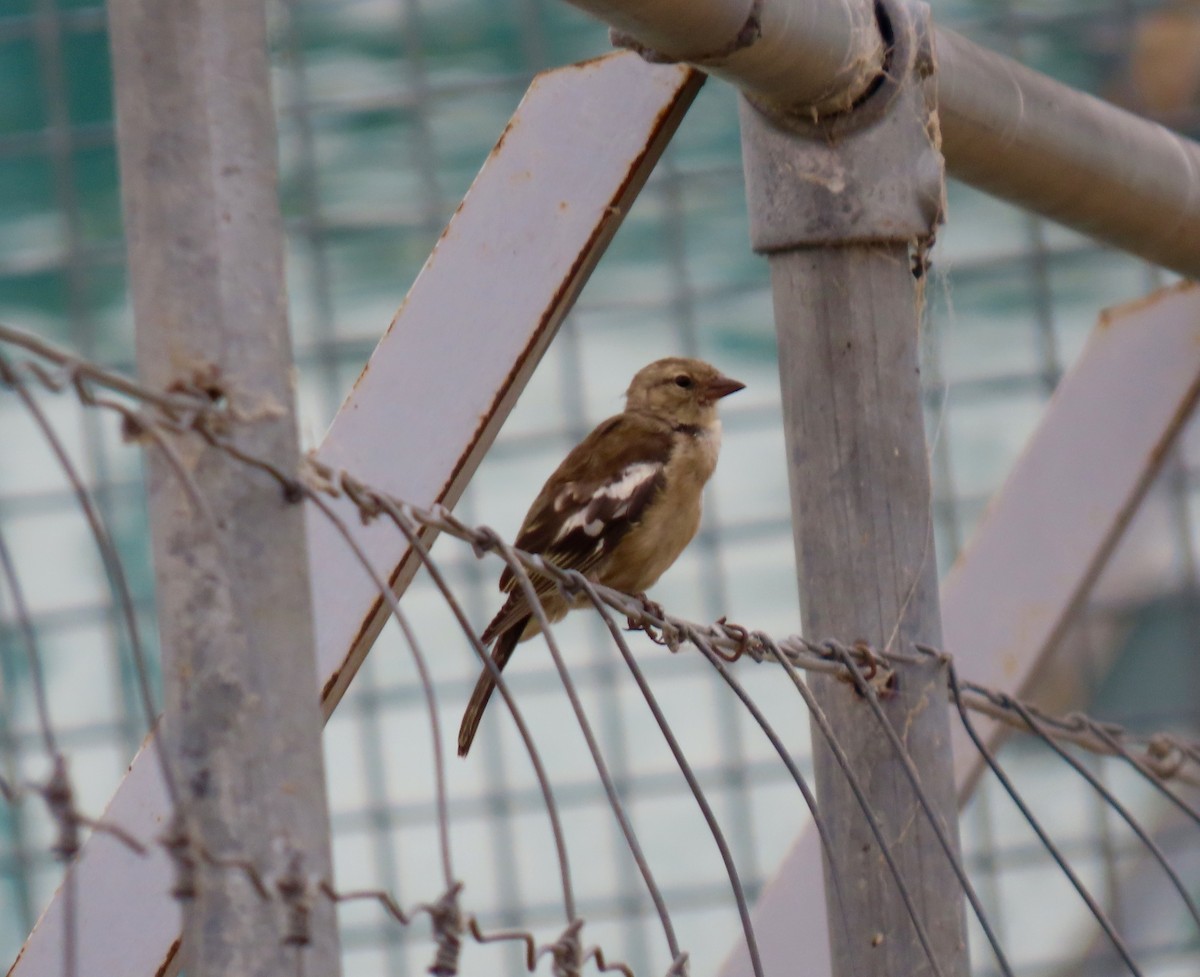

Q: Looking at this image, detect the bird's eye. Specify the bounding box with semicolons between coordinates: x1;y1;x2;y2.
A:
674;375;693;388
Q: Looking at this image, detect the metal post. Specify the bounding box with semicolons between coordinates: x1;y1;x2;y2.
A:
740;4;968;975
107;1;341;975
719;280;1200;977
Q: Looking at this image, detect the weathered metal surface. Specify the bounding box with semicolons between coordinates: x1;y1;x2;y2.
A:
739;0;944;249
934;29;1200;280
310;54;702;710
10;51;700;977
4;733;179;977
744;7;968;970
110;0;341;974
942;281;1200;792
771;246;970;977
564;0;1200;276
571;0;882;116
719;281;1200;977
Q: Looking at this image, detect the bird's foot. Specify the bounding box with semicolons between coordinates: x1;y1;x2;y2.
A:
635;592;665;621
625;617;667;645
625;592;673;647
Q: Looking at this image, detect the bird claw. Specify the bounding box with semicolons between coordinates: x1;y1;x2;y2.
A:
636;592;665;621
627;620;671;647
626;593;673;646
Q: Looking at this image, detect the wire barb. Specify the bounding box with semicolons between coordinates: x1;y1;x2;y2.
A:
544;919;584;977
4;319;1200;977
427;884;464;976
162;812;197;901
275;844;313;948
43;756;79;862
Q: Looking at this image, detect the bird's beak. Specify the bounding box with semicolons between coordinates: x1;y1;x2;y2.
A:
704;374;746;403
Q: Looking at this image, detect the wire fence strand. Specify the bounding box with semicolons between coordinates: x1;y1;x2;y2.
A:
2;321;1199;977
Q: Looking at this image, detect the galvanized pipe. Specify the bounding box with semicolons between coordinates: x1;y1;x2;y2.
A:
564;0;1200;278
770;245;971;977
737;11;971;967
934;29;1200;277
108;0;341;973
570;0;884;115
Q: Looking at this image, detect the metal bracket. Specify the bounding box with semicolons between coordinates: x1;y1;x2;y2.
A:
739;0;945;251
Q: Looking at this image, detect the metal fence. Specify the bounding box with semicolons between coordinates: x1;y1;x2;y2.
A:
0;0;1198;975
2;322;1198;977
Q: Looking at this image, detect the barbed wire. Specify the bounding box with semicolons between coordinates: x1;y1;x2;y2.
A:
2;321;1197;788
326;475;1200;791
0;325;703;977
2;320;1198;977
0;759;660;977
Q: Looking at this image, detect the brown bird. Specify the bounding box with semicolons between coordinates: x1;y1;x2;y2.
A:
458;357;745;757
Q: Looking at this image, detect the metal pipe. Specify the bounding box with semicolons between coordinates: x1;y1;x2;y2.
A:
563;0;1200;278
770;247;970;977
934;28;1200;277
108;0;341;973
569;0;883;115
737;9;970;969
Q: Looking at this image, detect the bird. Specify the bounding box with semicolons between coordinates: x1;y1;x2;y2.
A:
458;356;745;757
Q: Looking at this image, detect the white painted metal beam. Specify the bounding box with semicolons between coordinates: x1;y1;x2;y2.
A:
8;53;701;977
718;281;1200;977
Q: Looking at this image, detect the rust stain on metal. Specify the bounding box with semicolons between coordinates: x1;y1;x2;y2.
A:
1146;421;1176;470
354;193;472;386
352;359;371;392
429;198;469;254
320;662;343;707
1097;278;1197;328
346;63;699;424
320;549;423;713
564;51;627;72
1148;368;1200;472
368;155;482;367
490;115;520;159
155;938;182;977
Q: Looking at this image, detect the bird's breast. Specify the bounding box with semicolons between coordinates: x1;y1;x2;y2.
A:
598;427;718;594
600;492;702;594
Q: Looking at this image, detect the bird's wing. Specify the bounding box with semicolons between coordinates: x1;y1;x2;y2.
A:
496;412;673;596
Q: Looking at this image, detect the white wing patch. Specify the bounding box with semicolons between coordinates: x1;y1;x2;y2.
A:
553;461;661;543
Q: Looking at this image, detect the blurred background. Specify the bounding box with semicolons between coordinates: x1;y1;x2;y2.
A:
0;0;1198;974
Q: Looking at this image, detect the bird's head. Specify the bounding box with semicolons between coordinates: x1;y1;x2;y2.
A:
624;357;745;427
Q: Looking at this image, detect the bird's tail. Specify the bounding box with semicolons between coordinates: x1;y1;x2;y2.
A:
458;621;524;757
